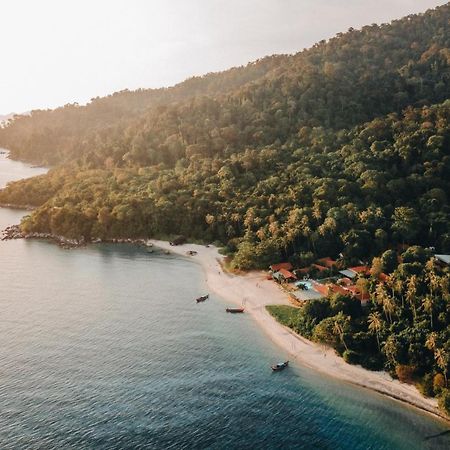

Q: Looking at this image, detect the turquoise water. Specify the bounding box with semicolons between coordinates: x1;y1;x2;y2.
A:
0;153;449;449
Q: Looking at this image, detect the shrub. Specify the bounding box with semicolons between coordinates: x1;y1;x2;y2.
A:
433;373;446;394
361;355;384;371
395;364;416;383
418;373;435;397
437;389;450;416
343;350;360;365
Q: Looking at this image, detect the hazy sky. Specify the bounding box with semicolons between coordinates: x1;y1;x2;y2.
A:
0;0;446;113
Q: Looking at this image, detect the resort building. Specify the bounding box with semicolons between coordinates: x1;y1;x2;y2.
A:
339;265;370;279
272;268;297;283
435;254;450;266
269;262;293;272
315;257;337;268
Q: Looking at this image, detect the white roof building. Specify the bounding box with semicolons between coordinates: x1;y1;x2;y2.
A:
339;269;357;279
435;254;450;265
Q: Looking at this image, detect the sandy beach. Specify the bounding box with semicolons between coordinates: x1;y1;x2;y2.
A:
150;240;448;422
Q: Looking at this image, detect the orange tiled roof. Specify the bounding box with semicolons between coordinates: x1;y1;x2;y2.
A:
312;282;330;296
349;266;370;275
270;262;293;272
316;257;337;268
330;284;350;296
378;273;389;282
338;277;353;286
278;268;297;280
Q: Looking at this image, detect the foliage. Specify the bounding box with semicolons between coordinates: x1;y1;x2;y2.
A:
0;6;449;260
395;364;416;383
438;389;450;415
1;101;448;258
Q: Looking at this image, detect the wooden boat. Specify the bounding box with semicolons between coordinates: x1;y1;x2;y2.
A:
226;307;244;313
271;361;289;371
196;294;209;303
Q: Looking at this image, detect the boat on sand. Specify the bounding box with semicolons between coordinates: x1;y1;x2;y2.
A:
226;307;244;313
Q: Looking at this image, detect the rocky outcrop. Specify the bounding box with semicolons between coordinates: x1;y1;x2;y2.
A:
1;225;155;250
1;225;85;249
0;203;35;210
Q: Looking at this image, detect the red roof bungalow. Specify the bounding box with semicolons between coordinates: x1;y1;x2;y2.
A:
346;285;361;296
337;277;353;286
278;268;297;281
378;272;389;283
346;286;370;305
311;264;328;272
316;257;337;268
312;281;330;296
330;284;350;296
269;262;293;272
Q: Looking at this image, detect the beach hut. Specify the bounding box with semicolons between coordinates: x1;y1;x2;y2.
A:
273;268;297;283
278;268;297;282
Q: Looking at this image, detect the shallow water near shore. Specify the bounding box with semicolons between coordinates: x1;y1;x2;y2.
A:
0;153;449;449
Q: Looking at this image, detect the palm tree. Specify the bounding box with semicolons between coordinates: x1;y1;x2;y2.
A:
368;312;382;351
333;319;348;351
440;274;449;299
406;275;418;320
383;295;396;324
376;284;395;323
434;348;448;387
425;332;437;351
425;260;440;299
385;276;396;299
394;278;404;308
383;335;398;366
422;295;435;329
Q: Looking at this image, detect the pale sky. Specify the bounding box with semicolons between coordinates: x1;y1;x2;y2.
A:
0;0;446;113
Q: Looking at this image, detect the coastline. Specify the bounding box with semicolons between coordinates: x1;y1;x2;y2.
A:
150;239;449;423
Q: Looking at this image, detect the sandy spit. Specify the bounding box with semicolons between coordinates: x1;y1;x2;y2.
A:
150;240;448;423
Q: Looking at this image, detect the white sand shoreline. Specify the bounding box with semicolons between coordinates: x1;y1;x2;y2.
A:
150;239;449;423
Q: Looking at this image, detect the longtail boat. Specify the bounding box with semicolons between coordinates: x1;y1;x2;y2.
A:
196;294;209;303
226;307;244;313
271;361;289;371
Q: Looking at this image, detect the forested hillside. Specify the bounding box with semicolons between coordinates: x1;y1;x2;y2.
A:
0;3;449;268
1;4;449;167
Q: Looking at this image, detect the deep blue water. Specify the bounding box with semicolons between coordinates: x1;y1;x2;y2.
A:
0;153;449;449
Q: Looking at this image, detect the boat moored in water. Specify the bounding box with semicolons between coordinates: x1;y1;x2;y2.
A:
226;307;245;313
271;361;289;371
196;294;209;303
